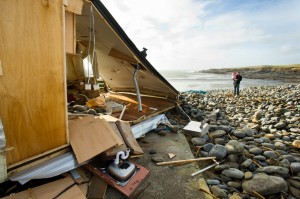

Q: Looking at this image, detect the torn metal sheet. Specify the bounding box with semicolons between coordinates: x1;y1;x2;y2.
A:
131;114;171;138
183;121;209;137
10;152;78;185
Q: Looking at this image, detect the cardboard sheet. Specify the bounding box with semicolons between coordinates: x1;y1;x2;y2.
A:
69;116;123;164
1;177;86;199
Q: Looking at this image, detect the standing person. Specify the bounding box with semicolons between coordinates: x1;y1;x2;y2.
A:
233;72;242;96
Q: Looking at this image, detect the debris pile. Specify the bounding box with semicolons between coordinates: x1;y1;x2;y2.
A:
180;84;300;198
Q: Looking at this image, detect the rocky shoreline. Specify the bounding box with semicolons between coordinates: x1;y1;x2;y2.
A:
200;65;300;83
175;84;300;198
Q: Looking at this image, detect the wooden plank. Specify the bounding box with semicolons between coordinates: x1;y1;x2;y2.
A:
65;11;76;54
0;0;67;165
69;116;123;164
65;0;84;15
115;121;143;155
87;175;107;199
1;177;86;199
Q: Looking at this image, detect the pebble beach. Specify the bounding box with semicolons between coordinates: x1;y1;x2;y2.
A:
177;84;300;198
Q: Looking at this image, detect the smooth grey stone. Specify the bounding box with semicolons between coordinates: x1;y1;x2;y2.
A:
242;174;288;195
215;164;230;171
291;162;300;173
209;144;227;160
151;155;164;162
263;151;278;159
282;155;297;162
241;159;253;168
282;135;291;141
211;185;228;198
214;138;226;145
261;143;275;149
225;140;244;154
254;138;264;143
244;171;253;180
249;147;263;155
254;155;267;161
290;186;300;198
274;142;287;150
243;127;254;137
216;184;229;190
206;179;221;185
203;143;214;152
209;130;226;138
258;166;289;176
261;137;271;143
288;179;300;189
227;181;241;189
222;168;244;180
200;150;209;157
191;137;206;146
233;130;246;139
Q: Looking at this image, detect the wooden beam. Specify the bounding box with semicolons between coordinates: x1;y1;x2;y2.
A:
108;48;137;64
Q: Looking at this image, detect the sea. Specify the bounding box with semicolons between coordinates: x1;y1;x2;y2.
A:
159;70;286;92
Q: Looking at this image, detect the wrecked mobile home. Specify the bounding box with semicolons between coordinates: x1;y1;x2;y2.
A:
0;0;215;198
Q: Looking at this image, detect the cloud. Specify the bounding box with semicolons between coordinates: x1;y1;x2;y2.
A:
101;0;300;70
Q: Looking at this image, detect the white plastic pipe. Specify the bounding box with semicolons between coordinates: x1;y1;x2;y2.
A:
133;64;142;112
114;148;130;165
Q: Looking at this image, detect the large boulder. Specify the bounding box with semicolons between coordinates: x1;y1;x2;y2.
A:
225;140;244;154
242;174;288;195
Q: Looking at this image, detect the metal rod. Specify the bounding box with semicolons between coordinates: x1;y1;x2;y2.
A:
191;161;220;176
133;63;142;112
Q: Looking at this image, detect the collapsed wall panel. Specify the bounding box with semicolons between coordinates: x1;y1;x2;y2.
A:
0;0;67;165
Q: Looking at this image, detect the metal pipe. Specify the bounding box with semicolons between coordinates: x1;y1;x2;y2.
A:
133;63;142;112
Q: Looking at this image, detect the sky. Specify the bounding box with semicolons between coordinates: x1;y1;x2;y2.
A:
101;0;300;71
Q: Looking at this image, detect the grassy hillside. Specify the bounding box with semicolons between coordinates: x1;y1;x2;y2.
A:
200;64;300;82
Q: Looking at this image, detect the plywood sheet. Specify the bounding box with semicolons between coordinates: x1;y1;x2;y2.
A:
0;0;67;165
1;177;86;199
115;121;143;155
65;11;76;54
101;122;127;158
87;175;107;199
69;116;123;163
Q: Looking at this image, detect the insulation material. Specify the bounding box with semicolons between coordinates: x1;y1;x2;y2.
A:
0;118;7;183
131;114;171;138
10;152;77;185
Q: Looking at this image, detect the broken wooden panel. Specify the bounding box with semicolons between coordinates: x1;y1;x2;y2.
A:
0;0;67;165
115;121;143;155
101;122;127;159
69;116;123;164
1;177;86;199
65;11;76;54
87;175;107;199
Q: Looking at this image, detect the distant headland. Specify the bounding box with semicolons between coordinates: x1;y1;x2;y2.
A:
199;64;300;83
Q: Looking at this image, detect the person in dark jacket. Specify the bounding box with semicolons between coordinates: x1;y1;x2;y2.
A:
233;72;242;96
